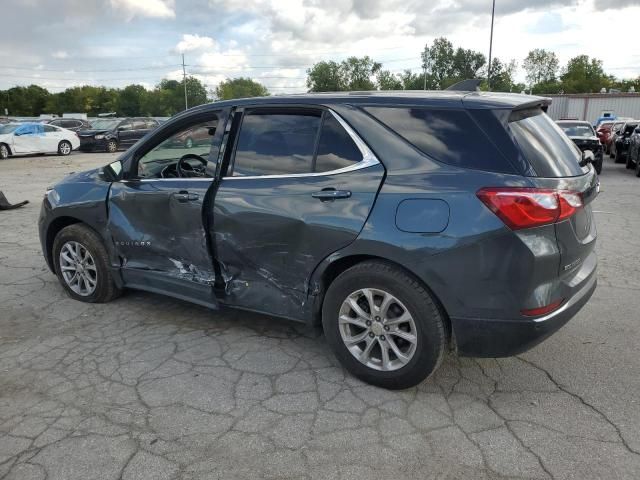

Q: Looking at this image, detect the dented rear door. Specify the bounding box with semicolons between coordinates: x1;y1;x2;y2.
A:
210;106;384;320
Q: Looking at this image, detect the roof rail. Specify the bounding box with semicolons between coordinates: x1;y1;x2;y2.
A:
445;79;482;91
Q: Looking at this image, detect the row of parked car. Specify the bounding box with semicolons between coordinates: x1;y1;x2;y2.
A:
594;119;640;176
0;116;162;159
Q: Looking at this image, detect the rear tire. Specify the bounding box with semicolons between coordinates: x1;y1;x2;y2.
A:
58;140;72;156
626;154;634;169
615;149;623;163
322;261;445;389
635;158;640;177
53;224;122;303
0;144;8;160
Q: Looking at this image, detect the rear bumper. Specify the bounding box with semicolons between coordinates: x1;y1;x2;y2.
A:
451;271;597;357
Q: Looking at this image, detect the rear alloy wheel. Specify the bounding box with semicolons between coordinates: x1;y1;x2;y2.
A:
106;139;118;153
323;261;445;389
58;140;72;156
0;144;8;160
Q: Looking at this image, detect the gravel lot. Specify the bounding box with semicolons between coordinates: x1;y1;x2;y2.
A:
1;151;639;480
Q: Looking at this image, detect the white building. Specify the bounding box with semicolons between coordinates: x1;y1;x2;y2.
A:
546;93;640;124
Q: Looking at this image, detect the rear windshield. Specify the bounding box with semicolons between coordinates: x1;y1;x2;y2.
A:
509;109;585;178
557;123;595;138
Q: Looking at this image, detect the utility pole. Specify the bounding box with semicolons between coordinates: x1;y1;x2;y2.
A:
487;0;496;91
423;66;427;91
181;54;188;111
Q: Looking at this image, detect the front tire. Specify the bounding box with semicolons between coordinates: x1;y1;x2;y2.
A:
0;144;9;160
106;139;118;153
52;224;122;303
322;261;445;389
58;140;72;156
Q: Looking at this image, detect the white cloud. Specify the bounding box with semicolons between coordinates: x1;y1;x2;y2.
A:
109;0;175;19
52;50;69;59
173;34;216;53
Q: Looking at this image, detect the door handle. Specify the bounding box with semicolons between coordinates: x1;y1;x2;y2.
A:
311;188;352;201
172;191;199;203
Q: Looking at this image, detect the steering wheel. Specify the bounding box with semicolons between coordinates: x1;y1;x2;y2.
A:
177;154;207;178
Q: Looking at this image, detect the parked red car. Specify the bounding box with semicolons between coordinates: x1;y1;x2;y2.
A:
596;121;615;153
604;121;625;155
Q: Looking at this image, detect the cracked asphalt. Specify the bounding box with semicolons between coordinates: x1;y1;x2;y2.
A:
1;152;639;480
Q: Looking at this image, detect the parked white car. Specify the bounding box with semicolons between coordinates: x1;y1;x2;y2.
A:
0;123;80;159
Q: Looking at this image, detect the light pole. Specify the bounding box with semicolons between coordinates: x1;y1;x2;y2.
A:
487;0;496;91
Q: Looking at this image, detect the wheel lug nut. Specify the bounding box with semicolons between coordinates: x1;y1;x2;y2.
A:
380;335;386;341
365;320;372;326
375;316;380;321
384;325;390;331
369;332;375;338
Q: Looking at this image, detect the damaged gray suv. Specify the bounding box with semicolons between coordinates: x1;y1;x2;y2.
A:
39;91;598;389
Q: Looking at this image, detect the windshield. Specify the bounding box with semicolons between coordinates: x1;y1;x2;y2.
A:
90;119;119;130
0;124;19;134
558;123;595;138
509;109;585;178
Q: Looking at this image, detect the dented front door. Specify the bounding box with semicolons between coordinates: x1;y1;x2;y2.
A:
108;178;218;308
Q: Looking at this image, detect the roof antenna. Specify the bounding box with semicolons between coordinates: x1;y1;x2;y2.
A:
445;79;483;91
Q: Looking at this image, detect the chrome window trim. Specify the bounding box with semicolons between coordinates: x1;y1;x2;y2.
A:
224;109;379;180
123;109;379;183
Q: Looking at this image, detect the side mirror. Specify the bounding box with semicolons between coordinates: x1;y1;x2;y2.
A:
583;150;595;165
100;160;123;181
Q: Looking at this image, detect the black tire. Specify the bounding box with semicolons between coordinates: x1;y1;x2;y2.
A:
615;147;623;163
322;261;445;389
0;143;9;160
52;224;122;303
626;154;634;169
58;140;72;156
594;159;602;175
106;139;118;153
635;158;640;177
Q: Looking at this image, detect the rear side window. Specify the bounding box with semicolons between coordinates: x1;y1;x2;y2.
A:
314;114;362;172
509;110;584;177
233;113;321;176
363;106;512;172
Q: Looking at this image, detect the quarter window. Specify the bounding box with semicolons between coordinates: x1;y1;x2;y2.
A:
364;106;511;172
232;112;321;176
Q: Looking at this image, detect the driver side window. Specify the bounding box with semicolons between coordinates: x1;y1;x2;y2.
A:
137;115;218;179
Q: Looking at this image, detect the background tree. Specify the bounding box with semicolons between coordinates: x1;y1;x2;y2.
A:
523;49;560;93
376;70;403;90
421;38;454;89
214;77;269;100
561;55;611;93
452;48;486;81
485;58;523;92
398;70;425;90
306;61;343;92
340;56;381;90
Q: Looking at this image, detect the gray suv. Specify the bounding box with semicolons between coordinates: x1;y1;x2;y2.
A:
39;91;598;389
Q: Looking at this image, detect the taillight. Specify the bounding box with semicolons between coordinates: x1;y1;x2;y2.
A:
476;188;583;230
521;299;564;317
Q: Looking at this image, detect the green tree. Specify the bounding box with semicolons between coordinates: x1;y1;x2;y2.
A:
341;56;381;91
452;48;486;81
560;55;611;93
306;61;343;92
214;77;269;100
485;58;519;92
398;70;426;90
376;70;403;90
421;37;455;88
118;84;147;116
523;49;559;91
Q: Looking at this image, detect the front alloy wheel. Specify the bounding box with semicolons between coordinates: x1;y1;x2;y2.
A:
106;139;118;153
59;241;98;296
58;141;72;156
339;288;417;371
0;144;8;159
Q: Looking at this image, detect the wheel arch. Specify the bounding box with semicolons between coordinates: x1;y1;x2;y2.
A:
311;254;452;343
44;216;83;272
0;142;12;156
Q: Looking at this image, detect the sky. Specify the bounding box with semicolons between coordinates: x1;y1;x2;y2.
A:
1;0;639;94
